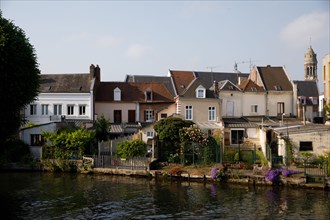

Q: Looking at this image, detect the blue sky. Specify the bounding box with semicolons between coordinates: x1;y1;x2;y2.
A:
2;1;329;90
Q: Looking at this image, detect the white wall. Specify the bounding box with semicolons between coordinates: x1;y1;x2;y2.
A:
266;92;293;116
24;93;93;124
19;123;57;159
220;91;243;117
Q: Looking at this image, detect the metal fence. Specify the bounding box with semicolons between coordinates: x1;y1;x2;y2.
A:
92;155;150;170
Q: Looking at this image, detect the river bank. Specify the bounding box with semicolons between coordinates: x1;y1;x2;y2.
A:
1;161;329;190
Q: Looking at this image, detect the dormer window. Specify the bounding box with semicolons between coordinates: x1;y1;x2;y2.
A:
196;85;206;98
251;87;257;92
228;86;234;90
145;88;153;101
274;85;282;91
114;87;121;101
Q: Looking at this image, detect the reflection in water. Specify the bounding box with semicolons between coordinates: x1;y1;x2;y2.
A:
0;172;329;219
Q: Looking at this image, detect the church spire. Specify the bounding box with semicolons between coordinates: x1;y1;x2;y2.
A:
304;44;318;81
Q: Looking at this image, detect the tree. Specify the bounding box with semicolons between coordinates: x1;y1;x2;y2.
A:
94;114;111;142
153;117;194;160
43;128;95;159
0;13;40;146
116;140;147;158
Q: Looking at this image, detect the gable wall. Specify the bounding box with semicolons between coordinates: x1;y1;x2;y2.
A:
177;98;222;122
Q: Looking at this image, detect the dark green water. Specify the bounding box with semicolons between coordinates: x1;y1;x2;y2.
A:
0;172;329;219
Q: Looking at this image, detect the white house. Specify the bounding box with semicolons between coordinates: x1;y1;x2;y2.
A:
23;65;100;126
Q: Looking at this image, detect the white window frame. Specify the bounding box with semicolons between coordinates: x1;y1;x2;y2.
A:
208;106;216;121
146;131;154;138
79;105;86;115
195;85;206;98
114;87;121;101
67;105;74;115
30;104;37;115
185;105;193;120
145;109;154;122
251;105;258;113
53;104;62;115
41;104;48;115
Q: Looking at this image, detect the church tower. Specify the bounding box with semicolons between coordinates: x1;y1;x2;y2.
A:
304;46;318;81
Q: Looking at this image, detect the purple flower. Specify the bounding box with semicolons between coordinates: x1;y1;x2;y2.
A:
211;167;219;179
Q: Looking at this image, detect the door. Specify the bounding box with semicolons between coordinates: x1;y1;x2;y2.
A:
128;110;136;123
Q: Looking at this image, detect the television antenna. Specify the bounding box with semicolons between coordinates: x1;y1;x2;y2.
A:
235;58;257;71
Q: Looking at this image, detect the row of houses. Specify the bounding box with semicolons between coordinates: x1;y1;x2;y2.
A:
20;51;330;163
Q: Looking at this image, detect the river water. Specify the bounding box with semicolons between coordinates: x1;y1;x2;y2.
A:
0;172;329;220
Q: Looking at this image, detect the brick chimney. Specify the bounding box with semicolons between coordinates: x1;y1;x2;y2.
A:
213;81;219;97
90;64;95;80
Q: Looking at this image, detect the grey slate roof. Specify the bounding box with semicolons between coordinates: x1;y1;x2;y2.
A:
39;74;92;93
293;80;319;97
179;71;249;98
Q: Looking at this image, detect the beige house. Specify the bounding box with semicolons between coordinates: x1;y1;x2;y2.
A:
248;65;294;117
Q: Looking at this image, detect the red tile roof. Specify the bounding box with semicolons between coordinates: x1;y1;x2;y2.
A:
169;70;195;95
96;82;174;102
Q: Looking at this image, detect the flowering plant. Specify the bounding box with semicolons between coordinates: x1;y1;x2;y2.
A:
210;166;228;181
264;168;300;183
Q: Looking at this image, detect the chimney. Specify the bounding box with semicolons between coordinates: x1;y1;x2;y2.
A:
213;81;219;96
95;65;100;82
90;64;95;80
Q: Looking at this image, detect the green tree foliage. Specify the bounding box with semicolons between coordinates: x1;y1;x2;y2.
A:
0;137;30;163
324;102;330;119
153;117;194;160
116;140;147;158
0;13;40;145
94;114;111;141
43;128;95;159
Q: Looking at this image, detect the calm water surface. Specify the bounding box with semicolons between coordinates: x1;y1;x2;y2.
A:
0;172;329;219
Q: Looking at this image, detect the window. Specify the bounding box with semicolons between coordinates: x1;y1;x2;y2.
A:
208;106;216;121
195;85;206;98
299;141;313;151
146;131;154;138
274;85;282;91
79;105;86;115
53;104;62;115
67;105;74;115
30;104;37;115
185;106;193;120
251;87;257;92
160;113;167;118
145;89;153;101
114;110;122;123
251;105;258;113
277;102;284;115
231;129;244;145
145;110;154;122
31;134;44;146
114;87;121;101
41;104;48;115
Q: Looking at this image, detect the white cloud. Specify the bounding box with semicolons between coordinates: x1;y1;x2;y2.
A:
126;44;151;59
280;11;329;48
